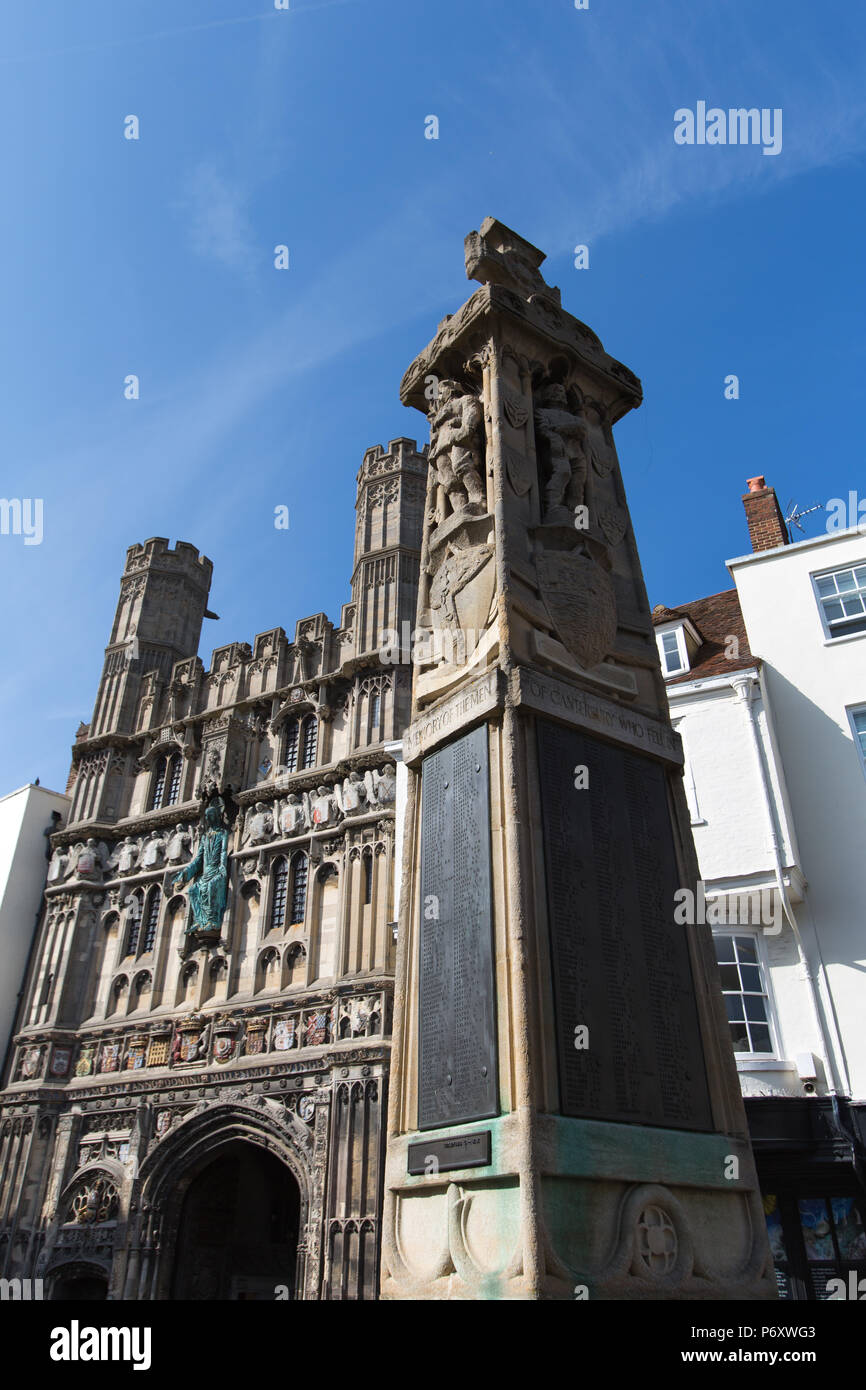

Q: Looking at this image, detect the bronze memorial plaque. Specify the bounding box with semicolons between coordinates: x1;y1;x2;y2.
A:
537;718;713;1131
419;723;497;1130
407;1131;491;1175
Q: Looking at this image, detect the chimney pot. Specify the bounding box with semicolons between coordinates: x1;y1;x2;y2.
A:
742;477;789;552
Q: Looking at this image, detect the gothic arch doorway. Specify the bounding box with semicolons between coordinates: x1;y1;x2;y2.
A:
49;1264;109;1300
170;1141;301;1300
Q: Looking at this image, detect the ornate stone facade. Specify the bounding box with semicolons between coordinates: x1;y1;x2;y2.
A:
0;439;425;1300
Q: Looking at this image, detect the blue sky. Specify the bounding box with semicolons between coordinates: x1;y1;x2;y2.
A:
1;0;864;793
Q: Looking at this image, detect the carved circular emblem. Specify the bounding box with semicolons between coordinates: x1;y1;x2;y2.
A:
636;1205;677;1274
298;1096;315;1123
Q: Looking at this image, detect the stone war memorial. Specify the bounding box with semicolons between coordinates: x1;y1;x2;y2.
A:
0;218;775;1302
380;218;775;1300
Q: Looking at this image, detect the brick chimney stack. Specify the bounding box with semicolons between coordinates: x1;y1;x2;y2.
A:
742;476;789;552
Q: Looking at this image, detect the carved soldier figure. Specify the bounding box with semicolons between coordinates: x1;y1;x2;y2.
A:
166;823;191;864
279;793;308;837
244;801;274;846
429;379;486;519
534;382;589;524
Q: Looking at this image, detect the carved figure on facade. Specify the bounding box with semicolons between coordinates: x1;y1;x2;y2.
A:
140;834;166;870
112;837;140;876
243;801;274;846
47;848;70;883
533;382;589;525
364;765;396;807
165;824;191;864
67;1174;118;1225
279;793;310;837
19;1046;42;1080
173;801;228;936
306;785;339;830
428;380;486;520
72;839;106;882
335;771;366;816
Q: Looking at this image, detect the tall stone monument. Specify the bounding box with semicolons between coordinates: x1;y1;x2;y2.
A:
381;219;774;1300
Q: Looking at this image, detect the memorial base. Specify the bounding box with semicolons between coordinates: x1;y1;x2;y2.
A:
381;1114;773;1300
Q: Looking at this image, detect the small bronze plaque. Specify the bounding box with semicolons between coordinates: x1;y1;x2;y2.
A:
407;1131;492;1176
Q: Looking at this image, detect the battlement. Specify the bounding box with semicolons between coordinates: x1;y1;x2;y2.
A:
357;438;428;489
123;537;213;582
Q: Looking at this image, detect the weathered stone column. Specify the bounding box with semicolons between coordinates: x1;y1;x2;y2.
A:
381;219;774;1301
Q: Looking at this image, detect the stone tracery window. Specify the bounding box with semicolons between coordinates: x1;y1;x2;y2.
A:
290;851;308;925
67;1173;119;1225
149;750;182;810
142;886;161;952
125;891;143;956
301;715;317;769
282;719;299;773
363;851;373;905
270;857;288;931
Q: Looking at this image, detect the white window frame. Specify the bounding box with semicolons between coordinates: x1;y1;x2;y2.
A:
656;623;689;676
811;561;866;643
712;927;781;1060
847;704;866;782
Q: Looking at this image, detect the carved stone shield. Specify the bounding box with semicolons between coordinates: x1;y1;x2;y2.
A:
502;392;529;430
598;503;627;547
503;445;534;497
536;549;617;669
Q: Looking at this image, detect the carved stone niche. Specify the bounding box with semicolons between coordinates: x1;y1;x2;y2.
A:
198;715;248;796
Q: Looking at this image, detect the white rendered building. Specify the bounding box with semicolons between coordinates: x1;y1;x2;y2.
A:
653;477;866;1300
0;785;69;1065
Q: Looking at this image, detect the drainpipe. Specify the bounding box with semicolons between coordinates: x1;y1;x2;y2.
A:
729;673;852;1099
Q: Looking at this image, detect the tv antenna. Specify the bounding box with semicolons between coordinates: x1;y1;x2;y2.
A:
784;499;824;540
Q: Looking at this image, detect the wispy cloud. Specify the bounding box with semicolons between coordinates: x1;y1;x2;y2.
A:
181;159;257;274
469;4;866;249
